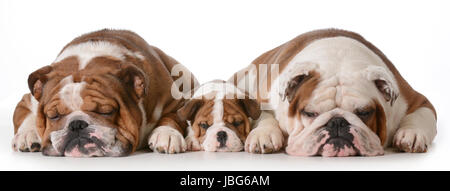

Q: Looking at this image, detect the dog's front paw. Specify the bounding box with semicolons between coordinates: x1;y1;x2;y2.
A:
12;127;41;152
185;135;202;151
148;126;187;154
393;128;429;153
245;126;284;154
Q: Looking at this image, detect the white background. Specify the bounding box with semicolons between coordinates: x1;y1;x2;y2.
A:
0;0;449;170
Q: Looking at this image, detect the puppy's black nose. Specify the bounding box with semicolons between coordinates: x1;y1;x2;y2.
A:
217;131;228;147
68;120;89;132
325;117;350;137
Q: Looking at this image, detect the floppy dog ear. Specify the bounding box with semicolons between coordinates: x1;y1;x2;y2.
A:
283;74;309;102
177;99;204;122
238;97;261;120
118;64;148;100
364;66;399;106
28;65;53;100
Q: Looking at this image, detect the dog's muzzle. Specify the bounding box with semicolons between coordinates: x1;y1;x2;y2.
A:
317;117;359;156
286;108;384;157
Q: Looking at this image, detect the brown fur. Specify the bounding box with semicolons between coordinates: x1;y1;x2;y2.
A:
16;29;198;154
177;85;261;149
287;71;321;117
362;100;387;145
13;94;33;134
186;98;253;146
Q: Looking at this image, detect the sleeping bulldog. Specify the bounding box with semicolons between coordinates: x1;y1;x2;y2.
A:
177;80;261;152
231;29;437;156
11;29;198;157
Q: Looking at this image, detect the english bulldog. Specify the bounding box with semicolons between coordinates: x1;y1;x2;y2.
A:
231;29;437;156
11;29;198;157
177;80;261;152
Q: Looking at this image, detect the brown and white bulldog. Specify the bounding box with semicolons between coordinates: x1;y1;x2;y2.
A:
11;29;198;157
177;80;261;152
231;29;437;156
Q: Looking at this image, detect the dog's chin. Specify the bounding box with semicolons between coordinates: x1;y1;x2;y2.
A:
287;125;384;157
316;137;360;157
63;138;105;157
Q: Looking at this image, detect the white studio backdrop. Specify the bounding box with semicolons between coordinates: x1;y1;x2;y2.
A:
0;0;449;170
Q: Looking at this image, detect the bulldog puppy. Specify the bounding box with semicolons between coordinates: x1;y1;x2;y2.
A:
11;29;198;157
177;80;261;152
231;29;437;156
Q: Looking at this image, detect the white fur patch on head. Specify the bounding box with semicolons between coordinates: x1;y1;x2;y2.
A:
212;98;224;124
54;41;144;70
59;76;86;111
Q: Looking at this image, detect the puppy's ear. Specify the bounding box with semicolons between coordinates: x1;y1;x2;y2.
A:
238;97;261;120
364;66;399;106
28;65;53;100
118;64;148;100
177;99;204;122
283;74;308;102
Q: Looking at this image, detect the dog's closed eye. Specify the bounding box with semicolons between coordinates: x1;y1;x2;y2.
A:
199;122;210;129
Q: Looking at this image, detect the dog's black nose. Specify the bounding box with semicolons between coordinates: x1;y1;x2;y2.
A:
217;131;228;147
68;120;89;132
326;117;350;128
325;117;350;137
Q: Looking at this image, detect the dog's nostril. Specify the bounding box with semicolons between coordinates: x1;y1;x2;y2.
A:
326;117;349;128
68;120;89;131
217;131;228;146
325;117;351;138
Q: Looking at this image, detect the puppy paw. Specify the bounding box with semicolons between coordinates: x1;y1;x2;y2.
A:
245;127;284;154
148;126;187;154
185;136;202;151
393;128;428;153
12;127;41;152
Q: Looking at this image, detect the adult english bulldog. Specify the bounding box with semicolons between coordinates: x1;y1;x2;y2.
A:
231;29;437;156
11;29;198;157
177;80;261;152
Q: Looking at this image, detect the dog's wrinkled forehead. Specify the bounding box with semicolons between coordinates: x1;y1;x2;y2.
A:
306;74;375;112
57;75;86;111
286;37;399;112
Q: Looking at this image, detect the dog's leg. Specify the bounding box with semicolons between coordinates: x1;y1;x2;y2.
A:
184;124;202;151
245;111;284;154
12;94;42;152
393;107;437;152
148;113;187;154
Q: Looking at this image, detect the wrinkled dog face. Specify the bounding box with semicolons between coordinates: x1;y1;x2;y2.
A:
30;56;147;157
279;67;393;157
178;82;261;152
41;76;124;157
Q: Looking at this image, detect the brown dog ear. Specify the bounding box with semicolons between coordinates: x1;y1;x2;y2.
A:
283;74;309;102
28;65;53;100
177;99;204;122
238;97;261;120
118;64;148;100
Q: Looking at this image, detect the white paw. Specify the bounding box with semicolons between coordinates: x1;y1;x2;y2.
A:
148;126;186;154
185;135;202;151
393;128;429;153
245;126;284;154
12;127;41;152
